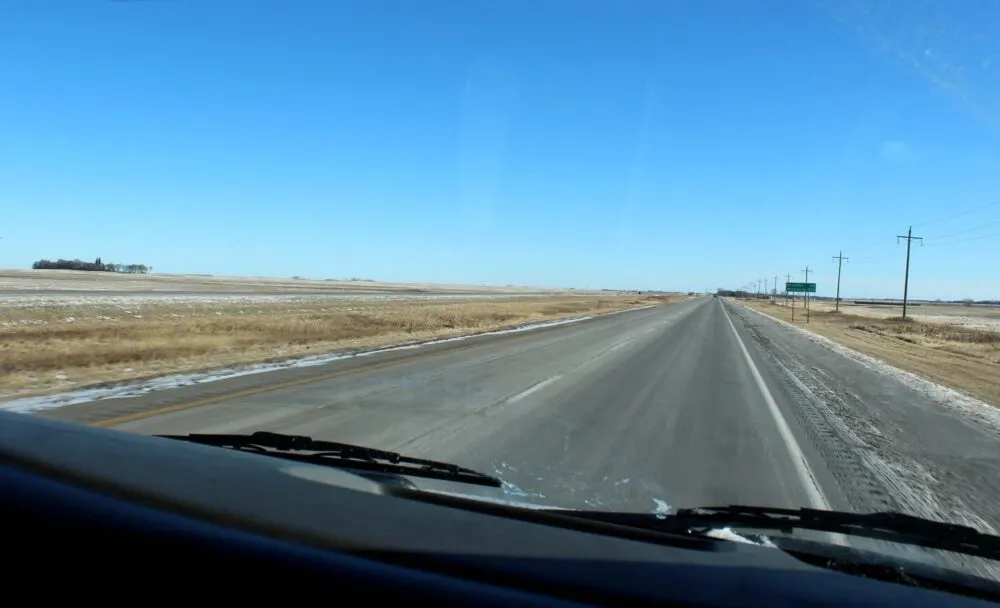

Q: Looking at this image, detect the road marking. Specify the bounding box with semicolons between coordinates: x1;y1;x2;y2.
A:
95;359;410;426
606;340;630;354
93;346;481;427
94;304;669;427
720;302;833;512
507;375;564;404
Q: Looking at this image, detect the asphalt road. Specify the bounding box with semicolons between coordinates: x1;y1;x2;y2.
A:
37;297;1000;558
36;297;817;511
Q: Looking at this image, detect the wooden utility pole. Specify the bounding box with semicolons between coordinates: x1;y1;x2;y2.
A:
785;272;792;310
802;266;812;322
832;251;848;312
896;227;923;319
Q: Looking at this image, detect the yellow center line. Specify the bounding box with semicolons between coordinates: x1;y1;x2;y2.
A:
92;303;666;428
93;346;462;427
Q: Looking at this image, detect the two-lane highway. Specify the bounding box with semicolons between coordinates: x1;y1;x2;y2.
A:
40;296;837;513
34;294;1000;577
36;294;1000;558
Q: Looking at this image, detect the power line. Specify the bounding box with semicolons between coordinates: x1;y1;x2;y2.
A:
852;251;897;264
924;229;1000;248
925;218;1000;242
832;251;848;312
896;227;923;319
913;199;1000;228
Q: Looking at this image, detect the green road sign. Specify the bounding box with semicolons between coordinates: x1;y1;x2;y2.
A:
786;282;816;293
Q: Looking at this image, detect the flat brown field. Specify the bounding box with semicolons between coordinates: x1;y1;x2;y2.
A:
0;268;592;294
0;294;674;400
742;298;1000;407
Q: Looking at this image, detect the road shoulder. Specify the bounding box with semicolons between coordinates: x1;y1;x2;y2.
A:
725;300;1000;520
724;299;1000;578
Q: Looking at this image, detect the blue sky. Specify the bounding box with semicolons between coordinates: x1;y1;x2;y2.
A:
2;0;999;299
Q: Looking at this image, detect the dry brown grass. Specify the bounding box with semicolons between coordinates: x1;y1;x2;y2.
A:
741;299;1000;406
0;295;667;399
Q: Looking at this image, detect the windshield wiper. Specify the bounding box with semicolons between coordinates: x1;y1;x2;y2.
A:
558;504;1000;561
156;431;502;488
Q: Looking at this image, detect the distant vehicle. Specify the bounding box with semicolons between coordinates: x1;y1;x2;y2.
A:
714;293;719;298
4;413;1000;605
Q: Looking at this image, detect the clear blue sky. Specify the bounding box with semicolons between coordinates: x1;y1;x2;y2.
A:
2;1;999;299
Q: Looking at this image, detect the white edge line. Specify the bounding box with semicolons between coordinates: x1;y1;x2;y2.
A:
720;302;832;512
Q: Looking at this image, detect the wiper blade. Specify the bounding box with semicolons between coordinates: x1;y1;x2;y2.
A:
156;431;502;488
558;505;1000;561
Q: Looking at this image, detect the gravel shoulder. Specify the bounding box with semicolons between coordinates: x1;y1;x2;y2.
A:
726;299;1000;578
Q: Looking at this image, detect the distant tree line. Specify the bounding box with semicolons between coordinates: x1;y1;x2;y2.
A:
716;289;749;298
32;257;151;274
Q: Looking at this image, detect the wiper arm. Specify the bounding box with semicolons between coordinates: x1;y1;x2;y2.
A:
557;505;1000;561
156;431;502;488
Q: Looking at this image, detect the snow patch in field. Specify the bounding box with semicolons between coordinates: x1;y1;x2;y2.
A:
912;314;1000;332
0;315;595;414
0;293;506;309
743;305;1000;435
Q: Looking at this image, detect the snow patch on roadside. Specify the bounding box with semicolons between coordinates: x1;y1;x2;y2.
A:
0;315;602;414
742;305;1000;435
0;305;664;414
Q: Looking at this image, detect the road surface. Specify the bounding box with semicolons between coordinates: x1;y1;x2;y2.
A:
37;298;809;509
38;295;1000;546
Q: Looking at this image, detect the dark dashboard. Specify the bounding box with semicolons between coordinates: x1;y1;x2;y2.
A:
0;411;994;606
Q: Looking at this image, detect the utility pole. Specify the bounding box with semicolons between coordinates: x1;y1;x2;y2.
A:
832;251;848;312
764;277;768;300
773;275;779;297
897;226;923;319
785;272;792;309
802;266;812;322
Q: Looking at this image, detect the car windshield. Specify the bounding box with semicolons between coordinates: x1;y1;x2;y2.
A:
2;0;1000;588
